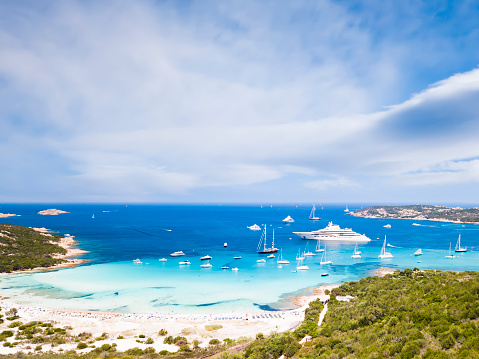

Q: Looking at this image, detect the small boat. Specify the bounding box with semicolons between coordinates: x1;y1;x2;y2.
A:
344;205;349;213
455;234;467;252
445;242;456;258
200;263;212;268
234;256;242;259
320;247;332;265
321;273;329;277
92;214;95;219
179;260;191;265
232;267;239;271
303;243;316;256
257;225;279;254
224;242;227;247
221;266;229;269
296;249;305;261
309;205;320;220
414;249;423;256
296;258;309;270
257;259;266;263
277;265;282;269
351;243;361;259
315;240;324;252
378;236;393;258
200;255;212;260
133;258;142;264
277;248;290;264
170;251;185;257
267;254;275;259
282;215;294;223
412;223;421;226
247;224;261;231
383;224;391;228
158;258;167;262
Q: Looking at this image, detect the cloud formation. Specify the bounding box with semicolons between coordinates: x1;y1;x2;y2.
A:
1;1;479;203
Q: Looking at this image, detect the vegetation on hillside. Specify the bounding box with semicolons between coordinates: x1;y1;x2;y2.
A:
350;204;479;223
0;223;67;272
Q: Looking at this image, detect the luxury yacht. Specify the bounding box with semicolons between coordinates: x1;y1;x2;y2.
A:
293;222;370;242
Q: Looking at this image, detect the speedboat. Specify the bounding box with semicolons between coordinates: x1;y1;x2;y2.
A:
321;273;329;277
247;224;261;231
224;242;227;247
221;266;229;269
200;255;212;260
232;267;239;271
133;258;142;264
383;224;391;228
171;251;185;257
257;259;266;263
158;258;167;262
294;222;371;242
234;256;242;259
282;215;294;223
179;260;190;265
267;254;275;258
200;263;212;268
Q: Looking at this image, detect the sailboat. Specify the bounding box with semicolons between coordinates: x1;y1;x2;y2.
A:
309;204;320;220
257;225;279;254
455;234;467;252
92;214;95;219
303;243;316;256
320;247;332;264
344;205;349;213
296;248;305;260
414;249;423;256
277;248;290;264
315;240;324;252
378;236;393;258
445;242;456;258
351;243;361;259
296;258;309;270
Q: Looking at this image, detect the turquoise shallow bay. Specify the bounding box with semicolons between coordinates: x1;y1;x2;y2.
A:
1;204;478;314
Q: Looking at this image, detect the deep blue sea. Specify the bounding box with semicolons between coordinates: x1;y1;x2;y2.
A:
0;204;478;314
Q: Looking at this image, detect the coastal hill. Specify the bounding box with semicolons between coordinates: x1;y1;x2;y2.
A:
0;223;68;272
348;204;479;224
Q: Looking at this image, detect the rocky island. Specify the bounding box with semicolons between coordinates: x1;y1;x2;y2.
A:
349;204;479;224
0;213;20;218
37;208;69;215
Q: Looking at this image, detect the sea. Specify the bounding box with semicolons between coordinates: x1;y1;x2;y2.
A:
0;204;478;315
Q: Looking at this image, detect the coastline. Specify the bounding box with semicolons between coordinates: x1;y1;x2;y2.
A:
0;284;335;355
348;212;479;225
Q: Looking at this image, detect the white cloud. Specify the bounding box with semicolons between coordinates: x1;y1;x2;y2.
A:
304;178;360;191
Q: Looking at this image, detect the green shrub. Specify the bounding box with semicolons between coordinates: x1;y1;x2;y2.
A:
209;338;220;345
77;342;88;349
158;329;168;336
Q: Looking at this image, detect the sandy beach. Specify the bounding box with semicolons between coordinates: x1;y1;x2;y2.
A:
0;284;335;355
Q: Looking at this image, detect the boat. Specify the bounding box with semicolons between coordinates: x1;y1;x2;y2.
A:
92;214;95;219
200;255;212;260
179;260;191;265
133;258;142;264
320;247;332;265
221;266;229;269
158;258;167;262
383;224;391;228
378;236;393;258
412;223;421;226
351;243;361;259
277;248;290;264
224;242;227;247
282;215;294;223
414;249;423;256
234;256;242;259
267;254;275;259
315;240;324;252
344;205;349;213
257;259;266;263
455;234;467;252
445;242;456;258
232;267;239;271
321;273;329;277
170;251;185;257
293;221;371;242
296;249;305;261
309;205;320;220
296;258;309;270
303;243;316;256
200;263;212;268
257;225;279;254
277;265;282;269
247;224;261;231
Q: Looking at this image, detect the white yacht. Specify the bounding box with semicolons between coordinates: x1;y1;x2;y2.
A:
234;256;242;259
248;224;262;231
351;244;361;259
378;236;393;258
170;251;185;257
200;263;212;268
232;267;239;271
383;224;391;228
133;258;142;264
309;205;320;220
179;260;190;265
455;234;467;252
296;258;309;270
221;265;229;269
200;255;212;260
277;248;290;264
283;215;294;223
267;254;275;259
293;222;371;242
158;258;168;262
414;249;423;256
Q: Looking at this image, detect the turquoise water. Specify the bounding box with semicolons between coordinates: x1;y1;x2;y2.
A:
0;204;478;314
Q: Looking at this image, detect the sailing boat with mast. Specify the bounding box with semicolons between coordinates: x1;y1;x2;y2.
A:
309;204;320;220
378;236;393;258
315;240;324;252
445;242;456;258
320;246;332;265
296;257;309;270
351;243;361;259
257;225;279;254
454;234;467;252
277;248;290;264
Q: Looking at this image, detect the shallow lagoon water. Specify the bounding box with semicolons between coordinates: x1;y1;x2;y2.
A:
1;204;478;314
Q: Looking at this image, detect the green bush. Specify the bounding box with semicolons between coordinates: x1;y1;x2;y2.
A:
76;342;88;349
209;338;220;345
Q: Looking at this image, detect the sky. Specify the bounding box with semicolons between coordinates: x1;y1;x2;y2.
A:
1;0;479;204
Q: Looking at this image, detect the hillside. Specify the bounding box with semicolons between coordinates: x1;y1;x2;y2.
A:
349;204;479;224
0;223;67;272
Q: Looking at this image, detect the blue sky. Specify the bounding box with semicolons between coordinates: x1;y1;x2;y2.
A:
1;0;479;204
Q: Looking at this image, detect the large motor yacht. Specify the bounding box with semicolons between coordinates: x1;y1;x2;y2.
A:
293;221;371;243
